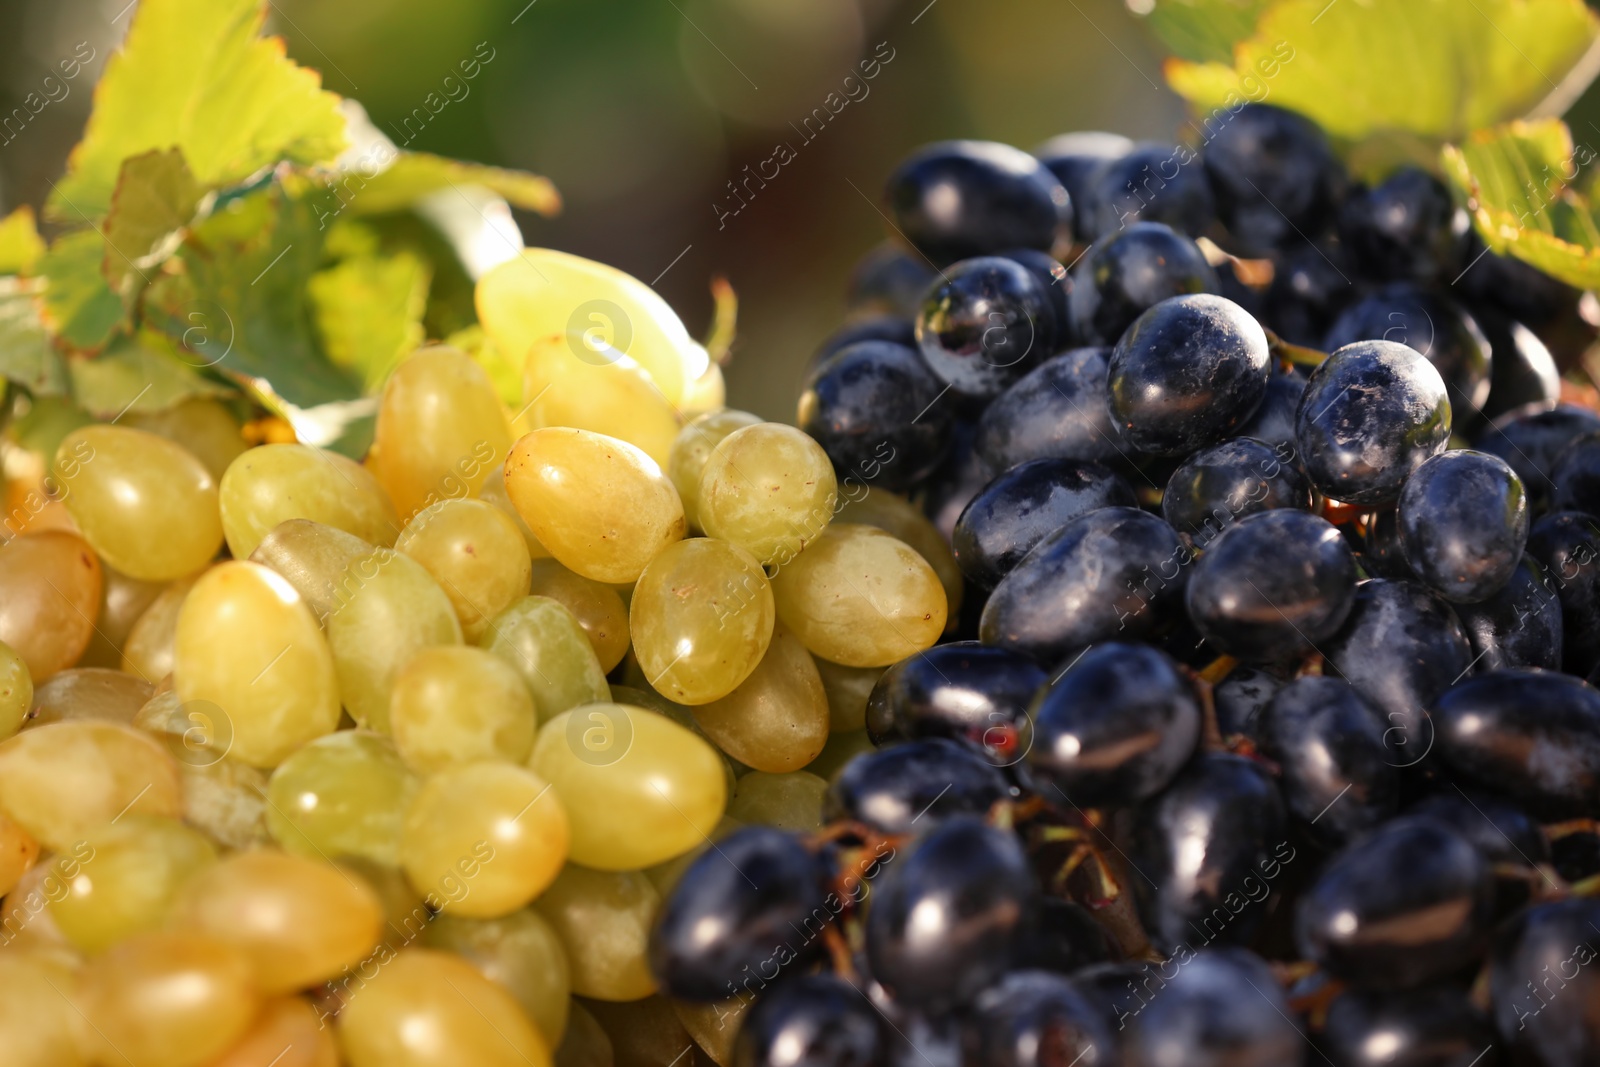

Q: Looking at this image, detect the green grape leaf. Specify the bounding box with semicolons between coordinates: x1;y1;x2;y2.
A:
0;279;68;395
445;323;521;407
332;152;561;219
48;0;346;221
11;395;93;461
1441;118;1600;289
1137;0;1271;64
0;208;45;275
102;148;203;299
68;331;232;420
1164;0;1600;145
37;230;123;352
307;250;431;392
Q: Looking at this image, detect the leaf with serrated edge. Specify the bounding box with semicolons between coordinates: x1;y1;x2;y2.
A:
1139;0;1271;64
338;152;560;218
102;148;203;298
0;279;68;395
308;251;431;392
48;0;345;220
68;331;232;419
0;208;45;276
38;230;123;353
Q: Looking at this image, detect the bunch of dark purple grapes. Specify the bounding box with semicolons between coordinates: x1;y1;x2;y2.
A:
648;105;1600;1067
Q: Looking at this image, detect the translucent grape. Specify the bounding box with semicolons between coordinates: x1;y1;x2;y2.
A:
424;909;572;1046
532;864;659;1002
698;423;839;567
395;499;532;642
400;761;569;918
120;574;198;681
0;720;180;851
248;519;374;626
0;950;91;1067
771;523;947;667
726;770;829;832
79;566;164;670
522;333;680;467
814;656;881;733
630;538;774;705
0;531;103;681
219;443;399;560
207;996;339;1067
480;596;610;723
0;808;39;896
692;623;830;772
836;485;964;620
527;558;630;673
529;704;726;870
266;730;418;867
27;667;153;728
680;347;727;417
124;397;249;482
48;814;217;953
0;640;33;738
133;688;272;849
174;561;342;767
477;464;551;559
504;427;685;584
390;646;537;772
668;408;762;532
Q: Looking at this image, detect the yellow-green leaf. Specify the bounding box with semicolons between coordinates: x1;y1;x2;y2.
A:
49;0;346;220
38;230;123;352
0;208;45;275
1137;0;1271;64
0;278;67;395
307;251;431;392
68;331;232;419
338;152;560;218
444;323;521;407
102;148;203;298
1165;0;1600;145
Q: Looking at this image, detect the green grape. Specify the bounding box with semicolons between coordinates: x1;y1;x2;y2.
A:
339;854;429;955
554;1003;613;1067
0;640;33;738
248;519;375;626
667;409;761;532
54;425;224;582
0;531;103;681
371;347;513;522
400;761;569;918
478;463;552;560
395;499;532;642
81;932;260;1067
207;996;338;1067
390;646;536;772
836;485;964;621
642;814;743;897
480;596;610;723
532;864;658;1002
133;688;273;849
771;523;947;667
529;704;726;871
0;949;91;1066
726;770;828;833
78;566;164;670
170;849;385;994
0;720;181;851
0;808;39;896
804;728;875;782
120;574;199;681
528;558;630;673
48;814;217;953
674;997;751;1067
698;423;839;567
327;549;463;732
604;685;741;800
504;427;686;584
27;667;154;728
266;730;418;867
124;397;249;482
174;561;342;767
814;656;882;733
219;443;400;560
629;538;773;705
424;909;572;1047
579;996;696;1067
691;623;829;772
681;351;726;418
522;333;681;467
336;949;551;1067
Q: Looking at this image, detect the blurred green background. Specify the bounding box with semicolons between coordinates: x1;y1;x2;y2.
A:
1;0;1195;420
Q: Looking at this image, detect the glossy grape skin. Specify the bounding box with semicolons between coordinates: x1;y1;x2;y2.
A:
219;443;399;560
884;140;1070;265
423;909;571;1048
520;333;681;468
1488;898;1600;1066
27;666;151;727
1122;949;1302;1067
698;424;838;567
915;256;1056;399
1079;142;1216;241
970;970;1115;1067
48;815;216;954
1337;167;1469;286
1410;788;1550;921
834;485;964;619
846;241;937;317
732;973;884;1067
480;596;610;724
1162;437;1311;545
1235;372;1311;455
865;641;1044;762
1068;222;1218;346
667;408;763;532
953;458;1136;589
1203;104;1345;255
1035;131;1134;243
1261;676;1398;843
1003;248;1073;343
265;730;416;866
824;737;1010;834
1543;431;1600;520
1027;642;1199;808
390;646;537;771
533;864;659;1002
394;499;532;643
1297;816;1493;990
1261;242;1355;347
0;530;103;681
207;996;339;1067
247;519;372;626
1214;664;1285;738
1109;294;1271;456
0;720;180;851
797;340;954;492
691;624;829;773
1396;450;1528;603
1481;312;1561;420
1477;404;1600;513
974;347;1127;472
1295;340;1452;506
807;317;918;379
1324;283;1493;418
526;559;629;673
727;770;827;831
980;507;1188;662
1525;512;1600;674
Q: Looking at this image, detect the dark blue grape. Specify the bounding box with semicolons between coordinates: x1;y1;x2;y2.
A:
1261;241;1355;347
1397;450;1528;604
1080;142;1216;241
1122;949;1303;1067
1455;236;1581;331
1322;987;1501;1067
1524;511;1600;676
732;973;885;1067
1362;507;1414;579
1214;664;1286;738
885;140;1070;266
1322;283;1492;420
954;459;1136;588
1294;340;1452;507
1035;131;1135;244
916;256;1057;400
863;641;1045;764
1410;788;1551;921
847;241;938;318
807;315;915;375
1489;898;1600;1066
918;419;991;544
864;814;1037;1009
1480;312;1560;420
971;970;1116;1067
1547;431;1600;518
1337;167;1470;286
1202;103;1346;256
823;737;1010;834
1161;437;1311;545
974;347;1135;472
1233;367;1309;452
980;506;1188;662
1069;222;1218;346
1028;641;1201;808
1476;405;1600;514
1003;247;1073;347
798;340;953;492
1014;898;1115;975
1454;559;1563;671
1070;960;1152;1039
1260;676;1399;843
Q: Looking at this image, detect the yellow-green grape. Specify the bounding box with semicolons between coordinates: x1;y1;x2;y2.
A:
327;549;463;732
424;909;572;1047
79;567;164;669
691;623;829;772
504;428;686;584
124;397;249;483
395;499;532;642
0;950;90;1067
174;561;342;767
814;657;882;733
771;524;947;667
390;646;536;772
629;538;773;705
47;815;216;954
0;531;103;681
804;728;875;782
249;519;375;626
0;861;73;951
522;332;681;468
170;850;384;995
400;761;569;918
642;814;742;897
528;558;630;673
54;426;223;582
836;486;964;621
554;1003;612;1067
533;865;658;1002
219;443;400;560
727;771;828;833
0;640;33;738
680;351;727;418
698;423;839;567
480;596;610;723
266;730;418;867
478;464;552;560
667;409;762;532
372;347;513;522
27;667;154;728
674;998;751;1067
133;688;272;849
0;720;180;851
120;574;199;681
581;997;695;1067
81;932;259;1067
529;705;726;871
0;808;40;896
207;996;339;1067
604;685;741;800
336;949;551;1067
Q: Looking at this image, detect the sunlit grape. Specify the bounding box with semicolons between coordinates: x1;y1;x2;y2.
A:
390;646;537;772
479;596;610;723
527;558;630;673
522;332;680;467
266;730;418;867
0;640;33;738
667;409;762;533
206;996;339;1067
836;485;964;620
698;422;839;567
48;814;217;953
248;519;374;626
27;667;153;728
0;531;103;681
120;573;199;681
424;909;571;1046
78;566;164;670
220;443;399;560
532;863;658;1002
395;499;532;642
124;397;249;482
0;808;40;896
